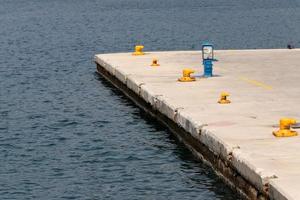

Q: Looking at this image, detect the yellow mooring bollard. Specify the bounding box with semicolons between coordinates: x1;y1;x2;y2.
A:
178;69;195;82
150;59;160;66
273;118;298;137
132;45;145;56
218;92;231;104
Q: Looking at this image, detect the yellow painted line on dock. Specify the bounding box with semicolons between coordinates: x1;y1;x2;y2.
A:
216;66;273;90
239;76;273;90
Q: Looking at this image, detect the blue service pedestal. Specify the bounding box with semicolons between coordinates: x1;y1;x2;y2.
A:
203;59;213;77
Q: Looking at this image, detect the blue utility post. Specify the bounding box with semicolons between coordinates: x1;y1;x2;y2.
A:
202;42;216;77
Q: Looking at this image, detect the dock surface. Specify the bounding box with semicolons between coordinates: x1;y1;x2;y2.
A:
95;49;300;200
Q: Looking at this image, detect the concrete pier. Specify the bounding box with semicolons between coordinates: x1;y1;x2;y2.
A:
95;49;300;200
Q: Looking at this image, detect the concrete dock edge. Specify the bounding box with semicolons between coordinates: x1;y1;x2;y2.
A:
95;61;266;200
95;50;300;200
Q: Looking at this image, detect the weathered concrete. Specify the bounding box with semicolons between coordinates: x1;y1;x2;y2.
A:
95;49;300;200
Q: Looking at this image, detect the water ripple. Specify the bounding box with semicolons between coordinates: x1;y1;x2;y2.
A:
2;0;298;199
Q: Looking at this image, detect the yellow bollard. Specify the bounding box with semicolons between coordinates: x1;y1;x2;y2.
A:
273;118;298;137
218;92;231;104
150;59;160;66
132;45;145;56
178;69;195;82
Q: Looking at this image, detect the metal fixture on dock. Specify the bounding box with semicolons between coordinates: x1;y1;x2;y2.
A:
218;92;231;104
273;118;298;137
151;58;160;66
202;42;217;77
132;45;145;56
178;69;196;82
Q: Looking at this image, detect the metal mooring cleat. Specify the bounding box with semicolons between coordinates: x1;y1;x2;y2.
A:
132;45;145;56
273;118;298;137
218;92;231;104
151;59;160;66
178;69;196;82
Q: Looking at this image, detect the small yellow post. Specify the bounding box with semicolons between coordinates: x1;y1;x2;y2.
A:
151;59;160;66
132;45;145;56
273;118;298;137
218;92;231;104
178;69;196;82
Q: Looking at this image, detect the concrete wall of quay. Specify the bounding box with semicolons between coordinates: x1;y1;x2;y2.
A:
94;51;298;200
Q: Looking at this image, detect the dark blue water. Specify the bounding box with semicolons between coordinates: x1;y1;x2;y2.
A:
1;0;299;199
